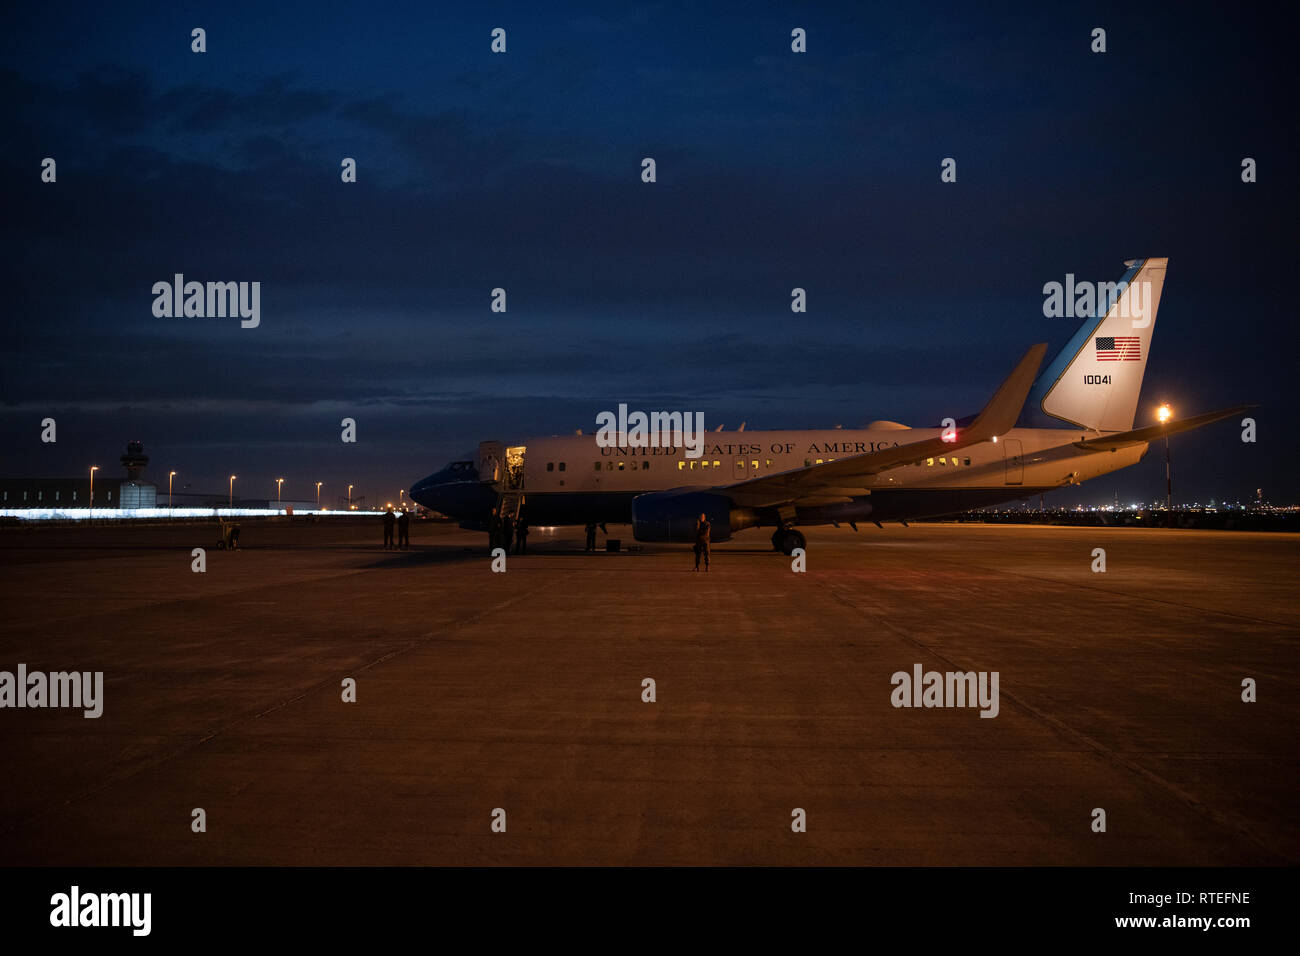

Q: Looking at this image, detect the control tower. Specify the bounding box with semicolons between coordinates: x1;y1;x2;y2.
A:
118;440;157;508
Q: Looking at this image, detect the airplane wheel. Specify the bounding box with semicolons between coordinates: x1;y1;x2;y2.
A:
776;529;805;555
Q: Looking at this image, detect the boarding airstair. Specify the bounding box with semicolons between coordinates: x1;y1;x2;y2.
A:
496;490;524;524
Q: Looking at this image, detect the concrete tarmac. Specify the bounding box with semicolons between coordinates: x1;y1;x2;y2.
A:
0;519;1296;865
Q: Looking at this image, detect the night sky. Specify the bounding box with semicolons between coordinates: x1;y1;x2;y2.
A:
3;2;1295;508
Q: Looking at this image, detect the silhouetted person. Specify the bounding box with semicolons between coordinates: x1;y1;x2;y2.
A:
501;515;514;553
584;521;597;551
488;508;501;549
383;509;396;549
515;518;528;554
397;510;410;550
693;513;711;571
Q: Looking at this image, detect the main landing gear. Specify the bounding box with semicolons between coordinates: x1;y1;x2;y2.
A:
771;527;806;556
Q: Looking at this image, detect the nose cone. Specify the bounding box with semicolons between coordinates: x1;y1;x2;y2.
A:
408;461;497;521
409;472;443;509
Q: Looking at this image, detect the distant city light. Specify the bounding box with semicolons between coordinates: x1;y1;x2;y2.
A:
0;507;384;521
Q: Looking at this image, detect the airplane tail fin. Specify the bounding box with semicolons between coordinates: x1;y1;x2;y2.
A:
1018;257;1168;432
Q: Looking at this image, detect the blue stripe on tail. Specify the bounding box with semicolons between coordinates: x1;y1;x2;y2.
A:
1015;259;1146;428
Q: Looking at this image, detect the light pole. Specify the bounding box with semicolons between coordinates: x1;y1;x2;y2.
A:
316;481;322;510
169;471;177;511
348;484;354;510
1157;404;1173;511
89;465;98;519
400;489;405;510
229;475;237;509
276;477;285;507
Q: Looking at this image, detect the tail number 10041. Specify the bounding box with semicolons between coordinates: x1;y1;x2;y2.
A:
1083;374;1112;385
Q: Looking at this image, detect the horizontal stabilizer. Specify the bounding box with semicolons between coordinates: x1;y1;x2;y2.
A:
1073;404;1256;451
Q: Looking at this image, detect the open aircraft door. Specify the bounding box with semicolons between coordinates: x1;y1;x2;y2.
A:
476;440;504;485
505;445;526;490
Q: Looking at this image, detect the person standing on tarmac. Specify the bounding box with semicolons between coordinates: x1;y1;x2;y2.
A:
584;521;597;552
501;514;514;553
693;513;711;571
397;509;410;550
514;515;529;554
382;508;396;550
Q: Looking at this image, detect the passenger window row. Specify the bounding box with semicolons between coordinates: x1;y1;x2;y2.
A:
677;458;775;471
582;457;783;475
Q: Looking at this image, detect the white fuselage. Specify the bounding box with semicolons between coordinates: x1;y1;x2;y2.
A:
410;426;1149;531
518;427;1147;497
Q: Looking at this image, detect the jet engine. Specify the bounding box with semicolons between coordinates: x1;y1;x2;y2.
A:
631;489;758;542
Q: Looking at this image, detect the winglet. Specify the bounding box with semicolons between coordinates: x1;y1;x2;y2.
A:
966;343;1048;440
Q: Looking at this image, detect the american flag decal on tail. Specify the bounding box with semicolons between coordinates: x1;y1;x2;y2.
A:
1095;336;1141;362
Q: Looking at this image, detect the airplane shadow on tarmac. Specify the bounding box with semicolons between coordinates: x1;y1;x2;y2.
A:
357;546;482;569
358;544;787;569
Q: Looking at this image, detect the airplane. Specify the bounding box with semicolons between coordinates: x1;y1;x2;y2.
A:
410;257;1252;554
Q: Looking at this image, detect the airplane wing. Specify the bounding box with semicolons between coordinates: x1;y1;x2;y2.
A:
1072;404;1257;451
720;343;1048;509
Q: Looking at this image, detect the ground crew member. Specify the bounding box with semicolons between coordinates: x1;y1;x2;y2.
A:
397;509;410;550
515;517;529;554
382;509;396;549
584;521;597;552
693;513;711;571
